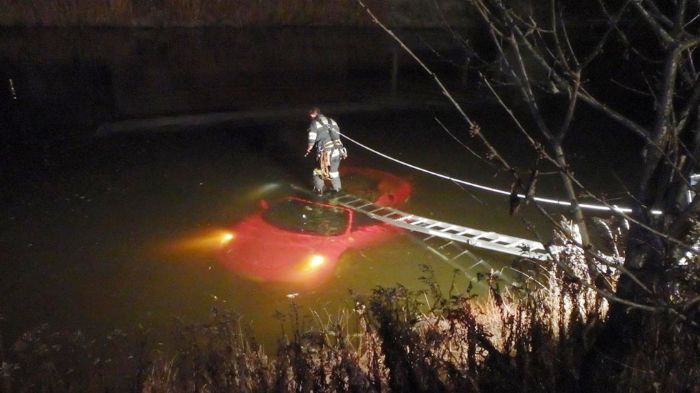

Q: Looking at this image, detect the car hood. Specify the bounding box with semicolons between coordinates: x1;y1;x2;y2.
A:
220;215;350;283
218;167;413;284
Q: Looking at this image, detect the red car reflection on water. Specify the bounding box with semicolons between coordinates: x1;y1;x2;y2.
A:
218;167;412;284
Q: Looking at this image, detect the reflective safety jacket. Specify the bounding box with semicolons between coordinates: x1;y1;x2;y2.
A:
307;113;344;153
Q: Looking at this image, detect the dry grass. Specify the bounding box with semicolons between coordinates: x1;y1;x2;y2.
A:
0;0;386;27
1;220;698;392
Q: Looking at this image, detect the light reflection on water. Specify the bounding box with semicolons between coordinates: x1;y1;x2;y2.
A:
1;118;520;350
0;28;643;350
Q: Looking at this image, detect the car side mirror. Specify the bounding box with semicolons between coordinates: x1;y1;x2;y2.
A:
259;199;269;210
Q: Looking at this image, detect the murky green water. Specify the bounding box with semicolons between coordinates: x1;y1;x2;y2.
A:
0;28;643;350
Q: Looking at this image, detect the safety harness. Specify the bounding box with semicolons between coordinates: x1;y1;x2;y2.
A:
313;115;345;180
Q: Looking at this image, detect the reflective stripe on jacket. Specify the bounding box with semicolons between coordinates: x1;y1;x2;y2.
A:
307;114;342;152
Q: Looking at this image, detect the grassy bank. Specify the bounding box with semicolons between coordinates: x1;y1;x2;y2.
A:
0;0;386;27
1;224;698;392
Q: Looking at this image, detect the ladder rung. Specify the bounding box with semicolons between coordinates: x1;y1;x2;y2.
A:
473;232;496;241
335;193;549;260
457;228;479;236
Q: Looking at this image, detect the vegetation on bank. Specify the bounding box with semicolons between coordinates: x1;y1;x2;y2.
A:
1;221;697;393
0;0;387;27
1;1;699;391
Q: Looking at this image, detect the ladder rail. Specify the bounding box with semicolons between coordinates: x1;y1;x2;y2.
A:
332;194;550;261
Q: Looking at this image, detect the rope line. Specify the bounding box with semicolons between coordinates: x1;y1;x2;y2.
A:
339;132;662;215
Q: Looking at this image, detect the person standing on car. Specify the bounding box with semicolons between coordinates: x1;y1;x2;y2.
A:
304;107;347;195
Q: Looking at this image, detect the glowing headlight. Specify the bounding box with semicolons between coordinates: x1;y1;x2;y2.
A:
220;232;235;245
307;255;326;270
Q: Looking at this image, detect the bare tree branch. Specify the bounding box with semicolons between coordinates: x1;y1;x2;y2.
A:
672;0;689;37
677;77;700;135
356;0;515;174
637;45;687;207
356;0;700;327
582;0;633;69
550;0;576;71
480;70;700;292
433;116;495;168
557;74;579;143
643;0;675;29
631;0;675;46
671;194;700;238
507;32;557;140
576;87;651;139
470;1;698;254
679;36;700;51
557;6;580;70
505;12;661;145
470;2;700;252
609;77;654;97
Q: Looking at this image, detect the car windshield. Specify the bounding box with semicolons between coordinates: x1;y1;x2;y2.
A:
262;198;349;236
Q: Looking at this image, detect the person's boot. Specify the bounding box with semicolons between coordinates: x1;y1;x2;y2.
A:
327;189;342;199
311;188;324;200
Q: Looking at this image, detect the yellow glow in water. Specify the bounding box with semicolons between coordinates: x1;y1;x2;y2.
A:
160;229;236;255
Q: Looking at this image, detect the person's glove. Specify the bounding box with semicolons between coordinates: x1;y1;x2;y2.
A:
340;147;348;159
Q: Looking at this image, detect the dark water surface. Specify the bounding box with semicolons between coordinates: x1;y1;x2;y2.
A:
0;28;642;350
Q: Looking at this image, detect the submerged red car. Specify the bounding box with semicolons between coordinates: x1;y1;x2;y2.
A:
218;167;412;284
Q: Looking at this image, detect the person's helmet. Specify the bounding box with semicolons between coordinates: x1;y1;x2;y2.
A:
308;107;320;117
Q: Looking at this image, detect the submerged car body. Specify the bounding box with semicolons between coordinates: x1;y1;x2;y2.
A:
218;167;412;284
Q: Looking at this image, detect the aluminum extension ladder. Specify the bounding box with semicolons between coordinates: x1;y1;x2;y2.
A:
331;193;550;261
